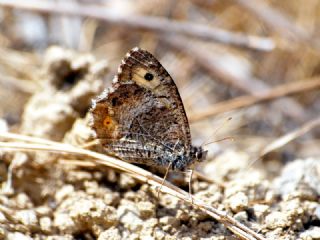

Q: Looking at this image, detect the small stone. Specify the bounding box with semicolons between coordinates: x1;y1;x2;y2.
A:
46;235;74;240
265;211;289;229
140;236;155;240
252;204;269;221
7;232;32;240
159;216;180;226
299;226;320;239
121;211;143;232
265;190;276;203
55;185;75;203
176;210;190;222
0;211;6;223
70;199;118;229
15;210;38;228
137;201;156;219
154;228;166;240
194;185;223;206
35;206;52;217
55;196;118;235
0;226;6;239
103;191;120;206
159;216;180;232
273;158;320;200
84;180;100;195
315;205;320;219
140;218;158;236
39;216;52;233
228;192;249;212
234;211;248;222
98;227;122;240
128;233;139;240
67;172;93;183
118;202;143;232
119;174;137;189
15;193;33;209
198;221;212;232
54;212;76;234
282;199;303;214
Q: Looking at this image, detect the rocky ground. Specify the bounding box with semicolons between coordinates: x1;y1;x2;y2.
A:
0;47;319;240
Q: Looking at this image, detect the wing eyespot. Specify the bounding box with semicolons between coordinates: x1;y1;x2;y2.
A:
144;72;154;81
103;116;113;127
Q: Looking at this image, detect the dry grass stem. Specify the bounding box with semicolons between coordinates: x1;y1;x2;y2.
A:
0;0;274;51
0;132;265;240
190;77;320;122
234;0;315;47
165;35;307;121
260;116;320;157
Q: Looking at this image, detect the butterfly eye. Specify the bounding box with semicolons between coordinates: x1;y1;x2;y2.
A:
111;97;118;106
196;151;202;159
144;72;154;81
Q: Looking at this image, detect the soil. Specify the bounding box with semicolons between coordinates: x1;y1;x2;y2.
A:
0;47;319;240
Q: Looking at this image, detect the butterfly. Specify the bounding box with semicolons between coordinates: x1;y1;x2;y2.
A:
90;47;207;171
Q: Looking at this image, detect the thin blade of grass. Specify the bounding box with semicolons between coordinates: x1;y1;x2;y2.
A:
260;116;320;157
0;133;266;240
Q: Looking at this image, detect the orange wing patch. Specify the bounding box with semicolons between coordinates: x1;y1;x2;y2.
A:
102;115;119;138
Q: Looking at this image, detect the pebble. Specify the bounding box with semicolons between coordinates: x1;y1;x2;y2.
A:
265;211;289;229
98;227;122;240
228;192;249;213
299;226;320;239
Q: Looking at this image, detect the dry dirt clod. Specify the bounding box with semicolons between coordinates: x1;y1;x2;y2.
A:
98;227;122;240
7;232;33;240
265;211;289;229
137;201;156;219
273;158;320;200
54;195;118;236
299;226;320;239
226;191;249;213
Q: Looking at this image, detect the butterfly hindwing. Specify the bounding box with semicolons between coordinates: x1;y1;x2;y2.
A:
90;47;206;170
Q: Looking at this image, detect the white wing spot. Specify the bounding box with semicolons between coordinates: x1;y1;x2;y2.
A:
117;65;123;74
113;76;119;83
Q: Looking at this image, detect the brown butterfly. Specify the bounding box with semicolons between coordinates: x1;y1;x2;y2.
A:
90;47;207;171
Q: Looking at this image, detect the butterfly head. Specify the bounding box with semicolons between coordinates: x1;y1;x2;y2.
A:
171;146;207;171
192;146;208;163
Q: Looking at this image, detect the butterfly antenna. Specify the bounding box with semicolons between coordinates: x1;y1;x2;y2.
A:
202;136;234;147
201;117;232;147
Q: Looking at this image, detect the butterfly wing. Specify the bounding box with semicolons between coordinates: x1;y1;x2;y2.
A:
90;48;192;165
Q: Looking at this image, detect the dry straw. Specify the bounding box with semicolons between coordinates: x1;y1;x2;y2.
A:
0;132;265;240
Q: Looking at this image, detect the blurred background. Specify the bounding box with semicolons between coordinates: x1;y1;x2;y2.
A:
0;0;320;172
1;1;320;239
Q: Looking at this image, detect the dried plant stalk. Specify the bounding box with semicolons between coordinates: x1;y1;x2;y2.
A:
0;132;266;240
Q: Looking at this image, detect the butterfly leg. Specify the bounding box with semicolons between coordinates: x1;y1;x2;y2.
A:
80;139;101;149
187;168;194;204
157;162;172;198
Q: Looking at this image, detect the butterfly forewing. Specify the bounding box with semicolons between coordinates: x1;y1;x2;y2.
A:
91;47;206;170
